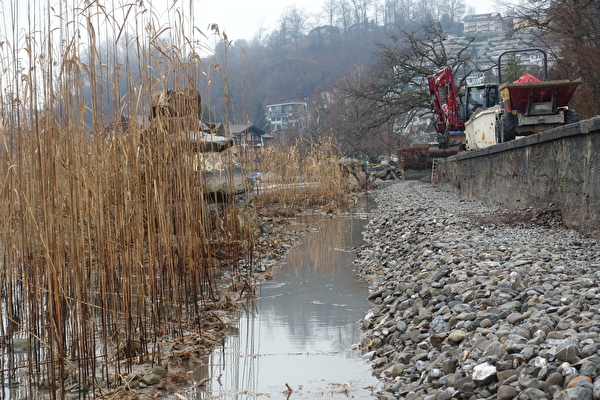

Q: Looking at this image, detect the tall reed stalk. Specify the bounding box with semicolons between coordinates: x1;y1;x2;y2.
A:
248;136;349;213
0;0;255;398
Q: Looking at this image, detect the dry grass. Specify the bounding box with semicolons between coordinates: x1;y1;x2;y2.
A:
0;0;256;398
248;136;349;215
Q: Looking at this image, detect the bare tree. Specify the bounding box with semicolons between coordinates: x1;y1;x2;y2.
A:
285;5;309;49
339;22;476;142
371;0;385;29
442;0;466;24
336;0;353;36
390;0;415;30
303;71;385;158
331;71;390;157
350;0;371;33
322;0;338;27
465;5;476;17
414;0;435;24
271;14;288;53
381;0;398;28
252;17;268;47
437;0;466;33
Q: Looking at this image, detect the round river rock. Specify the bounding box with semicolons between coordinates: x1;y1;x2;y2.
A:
355;180;600;400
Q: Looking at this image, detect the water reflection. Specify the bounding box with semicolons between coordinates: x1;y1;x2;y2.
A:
182;195;380;399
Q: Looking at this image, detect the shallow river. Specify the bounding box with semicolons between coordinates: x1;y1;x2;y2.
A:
183;195;381;399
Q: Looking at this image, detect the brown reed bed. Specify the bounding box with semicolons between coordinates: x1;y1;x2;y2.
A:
247;136;350;217
0;1;259;398
0;1;350;398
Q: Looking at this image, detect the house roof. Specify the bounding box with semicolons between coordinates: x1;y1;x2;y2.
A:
266;101;307;108
309;25;341;35
463;13;502;21
230;124;266;136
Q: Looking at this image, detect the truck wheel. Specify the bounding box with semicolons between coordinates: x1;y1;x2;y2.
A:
501;113;517;141
564;108;579;124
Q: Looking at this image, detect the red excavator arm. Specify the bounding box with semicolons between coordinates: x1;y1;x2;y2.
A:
428;66;464;136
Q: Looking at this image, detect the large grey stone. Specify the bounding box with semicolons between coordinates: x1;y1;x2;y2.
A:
497;385;518;400
472;362;497;384
555;343;580;363
593;380;600;400
141;373;162;386
562;387;593;400
519;388;549;400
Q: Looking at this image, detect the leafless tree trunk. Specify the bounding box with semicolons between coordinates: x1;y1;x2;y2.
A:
350;0;371;33
252;17;268;47
285;5;309;50
336;0;353;36
395;0;415;29
442;0;466;25
322;0;338;27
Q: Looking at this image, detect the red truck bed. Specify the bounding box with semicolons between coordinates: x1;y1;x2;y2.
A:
499;79;581;113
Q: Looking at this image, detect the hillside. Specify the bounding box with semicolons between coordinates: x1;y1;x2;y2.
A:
205;29;389;126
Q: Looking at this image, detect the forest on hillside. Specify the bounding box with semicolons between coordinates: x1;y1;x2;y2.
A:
205;0;475;127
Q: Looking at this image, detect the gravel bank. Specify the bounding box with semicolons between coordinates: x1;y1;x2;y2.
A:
356;180;600;400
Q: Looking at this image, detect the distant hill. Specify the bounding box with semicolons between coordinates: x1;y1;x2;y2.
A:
205;29;389;127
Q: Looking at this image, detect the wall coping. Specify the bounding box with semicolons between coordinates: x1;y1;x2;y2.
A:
442;116;600;162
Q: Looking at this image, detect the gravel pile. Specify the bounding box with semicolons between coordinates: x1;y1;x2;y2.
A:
355;180;600;400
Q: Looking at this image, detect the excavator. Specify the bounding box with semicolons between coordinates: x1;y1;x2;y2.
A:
428;48;581;157
428;66;499;156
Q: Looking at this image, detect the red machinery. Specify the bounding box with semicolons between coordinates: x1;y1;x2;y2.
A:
428;66;497;155
428;66;464;136
428;48;581;153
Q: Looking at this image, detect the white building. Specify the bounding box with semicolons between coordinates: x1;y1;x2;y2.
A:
266;101;308;131
463;13;504;34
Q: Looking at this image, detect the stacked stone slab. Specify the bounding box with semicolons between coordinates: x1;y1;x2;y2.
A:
147;88;247;199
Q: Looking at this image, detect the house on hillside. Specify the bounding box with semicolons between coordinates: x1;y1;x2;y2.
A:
230;124;274;149
348;20;375;34
463;13;504;33
266;101;308;131
309;25;340;45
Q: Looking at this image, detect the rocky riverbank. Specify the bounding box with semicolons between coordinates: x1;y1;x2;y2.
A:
355;180;600;400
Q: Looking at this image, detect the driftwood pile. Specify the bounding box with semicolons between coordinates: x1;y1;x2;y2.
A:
339;158;404;192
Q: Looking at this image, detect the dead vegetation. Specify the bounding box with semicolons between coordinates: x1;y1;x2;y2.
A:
247;136;350;217
0;1;353;398
0;1;256;398
468;206;565;229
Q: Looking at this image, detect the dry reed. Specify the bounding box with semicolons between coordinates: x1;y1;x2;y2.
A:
248;136;349;215
0;1;348;398
0;0;256;398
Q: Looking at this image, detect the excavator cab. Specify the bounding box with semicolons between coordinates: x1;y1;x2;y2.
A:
462;84;499;121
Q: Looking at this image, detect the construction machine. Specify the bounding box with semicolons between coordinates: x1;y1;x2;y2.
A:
428;66;499;156
428;48;581;155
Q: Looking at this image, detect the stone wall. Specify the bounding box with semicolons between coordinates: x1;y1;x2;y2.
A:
436;116;600;238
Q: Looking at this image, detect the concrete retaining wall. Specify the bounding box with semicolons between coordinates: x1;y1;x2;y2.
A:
437;116;600;238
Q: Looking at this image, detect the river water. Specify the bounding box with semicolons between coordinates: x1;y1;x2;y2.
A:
182;194;381;399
